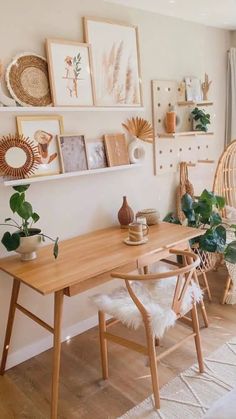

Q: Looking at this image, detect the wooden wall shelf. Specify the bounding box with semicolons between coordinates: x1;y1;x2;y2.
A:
177;101;213;107
0;106;145;113
2;164;141;187
157;131;214;138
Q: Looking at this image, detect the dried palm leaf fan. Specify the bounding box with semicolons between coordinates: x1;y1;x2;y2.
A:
0;134;39;178
213;139;236;209
122;117;153;143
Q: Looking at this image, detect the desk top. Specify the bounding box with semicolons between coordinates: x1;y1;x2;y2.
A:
0;223;201;295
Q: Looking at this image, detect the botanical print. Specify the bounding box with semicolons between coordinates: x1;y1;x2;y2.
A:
64;53;81;98
86;139;107;169
16;116;63;176
185;77;202;102
46;40;94;106
58;135;88;173
84;19;142;106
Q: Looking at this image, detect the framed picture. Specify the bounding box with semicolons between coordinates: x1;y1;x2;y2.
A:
86;138;107;169
58;134;88;173
84;17;143;107
185;76;202;102
17;115;64;176
46;38;95;106
104;133;130;166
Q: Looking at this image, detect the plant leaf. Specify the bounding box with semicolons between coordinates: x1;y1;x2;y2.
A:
32;212;40;223
17;201;33;220
1;232;20;251
13;185;30;193
53;237;59;259
224;241;236;263
10;193;24;213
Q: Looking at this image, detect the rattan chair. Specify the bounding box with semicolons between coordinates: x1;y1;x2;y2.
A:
213;140;236;303
93;249;203;409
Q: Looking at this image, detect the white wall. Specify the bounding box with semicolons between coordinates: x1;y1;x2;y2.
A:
0;0;230;368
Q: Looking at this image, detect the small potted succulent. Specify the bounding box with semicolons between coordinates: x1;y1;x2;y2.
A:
1;185;59;261
191;107;211;132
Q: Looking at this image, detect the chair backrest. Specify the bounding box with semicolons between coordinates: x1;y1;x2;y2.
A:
111;249;200;319
213;140;236;207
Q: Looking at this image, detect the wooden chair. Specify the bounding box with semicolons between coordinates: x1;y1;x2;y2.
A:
213;140;236;303
94;249;204;410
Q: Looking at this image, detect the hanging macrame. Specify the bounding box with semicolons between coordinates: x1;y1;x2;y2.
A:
176;162;194;223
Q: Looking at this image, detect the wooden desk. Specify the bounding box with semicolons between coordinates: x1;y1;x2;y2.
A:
0;222;206;418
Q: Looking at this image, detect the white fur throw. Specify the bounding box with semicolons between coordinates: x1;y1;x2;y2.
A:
92;263;203;338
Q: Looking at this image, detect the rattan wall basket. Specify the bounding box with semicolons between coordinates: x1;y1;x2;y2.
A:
6;53;52;107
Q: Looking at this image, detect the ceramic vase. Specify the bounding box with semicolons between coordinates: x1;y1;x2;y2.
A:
118;196;134;229
128;136;146;164
16;228;41;261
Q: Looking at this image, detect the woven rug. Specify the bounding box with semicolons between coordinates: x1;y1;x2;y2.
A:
119;337;236;419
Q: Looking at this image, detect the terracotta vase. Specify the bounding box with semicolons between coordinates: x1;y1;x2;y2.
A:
118;196;134;228
165;111;176;133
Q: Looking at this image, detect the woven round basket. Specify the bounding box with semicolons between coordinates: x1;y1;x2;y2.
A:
136;208;160;225
6;53;52;107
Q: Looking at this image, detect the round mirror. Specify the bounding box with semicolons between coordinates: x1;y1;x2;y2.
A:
0;134;39;178
5;147;27;168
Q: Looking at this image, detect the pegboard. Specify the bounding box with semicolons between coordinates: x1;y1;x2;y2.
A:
151;79;215;176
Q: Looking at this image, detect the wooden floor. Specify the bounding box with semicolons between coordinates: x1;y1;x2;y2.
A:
0;267;236;419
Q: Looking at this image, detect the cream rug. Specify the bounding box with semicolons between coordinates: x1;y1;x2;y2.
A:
119;337;236;419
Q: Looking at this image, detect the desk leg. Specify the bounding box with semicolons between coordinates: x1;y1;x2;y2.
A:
51;290;64;419
0;278;20;375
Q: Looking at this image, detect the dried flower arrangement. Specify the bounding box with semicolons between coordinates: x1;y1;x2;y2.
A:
122;117;153;143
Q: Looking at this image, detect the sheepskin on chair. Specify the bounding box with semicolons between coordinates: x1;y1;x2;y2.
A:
93;263;203;339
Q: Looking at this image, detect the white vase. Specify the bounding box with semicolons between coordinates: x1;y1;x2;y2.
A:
128;137;146;164
16;229;41;261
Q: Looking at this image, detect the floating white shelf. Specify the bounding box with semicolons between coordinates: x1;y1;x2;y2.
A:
0;106;145;113
2;164;141;187
157;131;214;138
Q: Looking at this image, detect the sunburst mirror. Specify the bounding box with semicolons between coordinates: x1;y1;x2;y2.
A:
0;134;39;178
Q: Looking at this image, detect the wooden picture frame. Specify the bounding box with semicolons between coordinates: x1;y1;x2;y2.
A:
85;138;108;169
104;133;130;166
17;115;64;176
57;134;88;173
46;38;95;106
83;17;143;107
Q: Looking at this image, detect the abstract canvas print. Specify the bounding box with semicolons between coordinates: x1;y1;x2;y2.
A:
86;139;107;169
46;39;95;106
84;17;143;106
58;135;88;173
104;133;130;166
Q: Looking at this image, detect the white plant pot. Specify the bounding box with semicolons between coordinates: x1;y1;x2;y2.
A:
128;137;146;164
16;229;41;261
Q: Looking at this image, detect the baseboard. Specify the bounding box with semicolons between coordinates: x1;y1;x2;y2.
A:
6;314;98;370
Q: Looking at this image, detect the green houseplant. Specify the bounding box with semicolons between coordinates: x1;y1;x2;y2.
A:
191;107;211;132
0;185;59;260
164;189;236;264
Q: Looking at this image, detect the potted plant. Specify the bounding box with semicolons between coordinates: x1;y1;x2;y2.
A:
191;107;211;132
164;189;236;264
0;185;59;261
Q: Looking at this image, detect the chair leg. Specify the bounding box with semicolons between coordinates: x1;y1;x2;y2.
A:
98;311;108;380
144;319;161;409
193;271;209;328
202;272;212;302
222;275;232;304
191;303;204;373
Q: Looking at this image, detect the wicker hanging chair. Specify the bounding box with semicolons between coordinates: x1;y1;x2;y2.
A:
213;139;236;208
213;139;236;304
